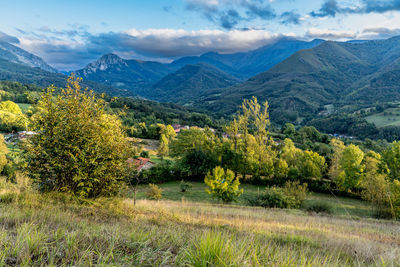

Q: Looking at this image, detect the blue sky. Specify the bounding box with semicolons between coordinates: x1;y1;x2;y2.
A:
1;0;400;70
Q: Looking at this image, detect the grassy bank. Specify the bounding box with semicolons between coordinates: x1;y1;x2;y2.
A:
135;181;373;219
1;177;398;266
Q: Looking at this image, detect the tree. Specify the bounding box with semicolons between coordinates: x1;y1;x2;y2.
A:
157;134;169;158
328;138;346;181
0;134;8;173
337;144;365;191
24;75;130;197
0;100;27;132
298;150;326;179
204;166;243;203
382;141;400;181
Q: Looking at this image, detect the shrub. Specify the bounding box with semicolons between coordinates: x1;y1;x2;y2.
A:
146;184;163;200
0;192;17;203
180;180;192;192
139;150;150;158
305;202;333;214
24;76;130;198
204;166;243;203
283;181;308;208
246;187;297;209
139;160;176;183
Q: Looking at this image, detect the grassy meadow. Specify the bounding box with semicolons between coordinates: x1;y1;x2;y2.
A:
1;176;399;266
365;107;400;128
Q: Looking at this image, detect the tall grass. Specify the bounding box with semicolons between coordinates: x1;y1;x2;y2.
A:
0;176;399;266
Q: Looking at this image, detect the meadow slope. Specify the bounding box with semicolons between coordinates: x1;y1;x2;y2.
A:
0;177;399;266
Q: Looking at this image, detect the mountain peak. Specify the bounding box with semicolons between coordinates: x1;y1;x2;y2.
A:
0;41;57;73
84;53;126;73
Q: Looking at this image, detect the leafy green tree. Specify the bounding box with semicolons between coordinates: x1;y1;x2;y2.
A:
0;100;27;132
157;134;169;158
298;150;326;179
337;144;365;191
0;134;8;173
382;141;400;181
328;138;346;181
282;123;296;137
204;166;243;203
24;75;130;197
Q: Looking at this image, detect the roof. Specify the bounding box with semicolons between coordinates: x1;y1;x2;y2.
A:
127;157;154;171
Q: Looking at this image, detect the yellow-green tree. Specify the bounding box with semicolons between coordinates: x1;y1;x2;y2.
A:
0;134;8;173
337;144;365;191
204;166;243;203
298;150;326;179
0;100;27;132
24;75;130;197
328;138;346;181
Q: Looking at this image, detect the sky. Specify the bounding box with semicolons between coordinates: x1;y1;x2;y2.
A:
0;0;400;70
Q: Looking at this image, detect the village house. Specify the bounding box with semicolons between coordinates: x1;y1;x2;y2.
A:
127;157;155;172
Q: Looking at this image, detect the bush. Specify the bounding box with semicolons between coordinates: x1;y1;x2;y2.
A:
283;181;308;208
139;160;176;183
304;202;333;214
0;192;17;203
246;187;298;209
204;166;243;203
180;180;192;192
146;184;163;200
139;150;150;158
24;76;130;198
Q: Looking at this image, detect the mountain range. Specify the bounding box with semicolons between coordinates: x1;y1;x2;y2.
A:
2;35;400;127
196;36;400;123
75;38;324;95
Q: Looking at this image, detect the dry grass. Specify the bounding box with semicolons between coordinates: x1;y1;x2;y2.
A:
0;176;399;266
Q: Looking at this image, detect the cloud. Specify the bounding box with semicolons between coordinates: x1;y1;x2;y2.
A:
361;27;400;39
185;0;276;29
17;28;283;70
305;28;357;40
311;0;400;18
280;11;301;25
0;32;20;44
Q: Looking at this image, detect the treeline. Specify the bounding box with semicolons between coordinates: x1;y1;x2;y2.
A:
309;113;400;142
140;97;400;218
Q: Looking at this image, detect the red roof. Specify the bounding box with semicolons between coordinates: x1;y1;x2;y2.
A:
127;157;154;171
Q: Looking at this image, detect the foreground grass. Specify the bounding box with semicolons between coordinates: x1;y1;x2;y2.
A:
136;181;373;219
1;177;399;266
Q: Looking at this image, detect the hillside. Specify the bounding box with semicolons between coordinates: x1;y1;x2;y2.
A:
0;58;130;96
0;177;398;266
75;54;177;95
171;38;325;78
0;41;57;73
195;36;400;123
73;38;324;96
148;63;240;103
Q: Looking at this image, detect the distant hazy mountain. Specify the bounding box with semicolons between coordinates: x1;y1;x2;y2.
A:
0;41;57;73
171;38;325;78
148;63;240;103
0;58;129;96
75;54;176;95
195;36;400;122
74;38;324;95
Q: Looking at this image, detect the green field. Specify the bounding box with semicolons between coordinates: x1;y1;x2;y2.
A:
0;176;398;266
135;181;373;219
16;103;32;114
366;108;400;128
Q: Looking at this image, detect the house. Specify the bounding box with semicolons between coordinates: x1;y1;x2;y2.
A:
172;124;189;133
127;157;155;172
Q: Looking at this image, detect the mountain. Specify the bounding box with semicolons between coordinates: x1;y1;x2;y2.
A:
0;58;129;96
195;36;400;123
147;63;240;103
75;54;176;95
170;38;325;78
74;38;324;95
0;41;57;73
